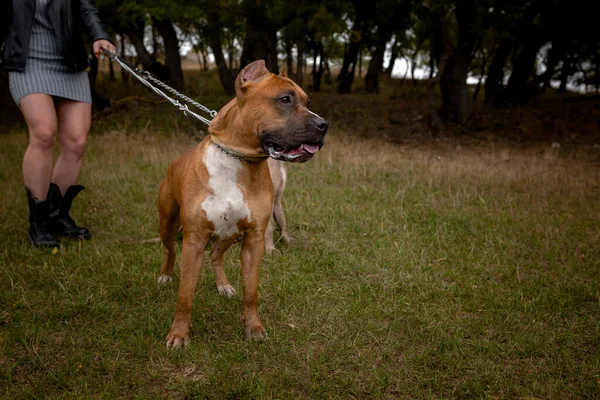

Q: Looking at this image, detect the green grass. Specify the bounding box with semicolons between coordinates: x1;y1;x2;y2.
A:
1;93;600;398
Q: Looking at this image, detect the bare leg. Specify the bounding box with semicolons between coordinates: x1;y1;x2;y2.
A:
240;231;267;339
19;94;58;199
211;238;237;297
166;231;209;349
52;99;91;194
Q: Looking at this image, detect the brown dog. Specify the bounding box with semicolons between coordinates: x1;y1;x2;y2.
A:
157;60;328;348
265;158;291;254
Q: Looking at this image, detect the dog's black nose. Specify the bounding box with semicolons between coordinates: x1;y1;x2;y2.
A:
312;118;329;133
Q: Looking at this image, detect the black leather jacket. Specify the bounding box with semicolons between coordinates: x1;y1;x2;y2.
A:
1;0;112;72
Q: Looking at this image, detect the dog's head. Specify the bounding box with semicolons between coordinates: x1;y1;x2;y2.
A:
209;60;328;163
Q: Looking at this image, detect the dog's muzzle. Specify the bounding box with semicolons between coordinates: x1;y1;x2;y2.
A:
261;117;328;163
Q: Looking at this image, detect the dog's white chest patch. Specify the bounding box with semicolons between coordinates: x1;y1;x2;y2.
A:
202;145;251;239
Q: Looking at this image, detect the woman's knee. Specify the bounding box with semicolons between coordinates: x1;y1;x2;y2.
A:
29;125;57;150
63;133;88;159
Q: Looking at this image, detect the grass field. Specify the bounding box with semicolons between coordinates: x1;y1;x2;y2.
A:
1;75;599;398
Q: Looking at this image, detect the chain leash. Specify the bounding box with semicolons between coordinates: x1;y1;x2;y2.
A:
101;49;217;126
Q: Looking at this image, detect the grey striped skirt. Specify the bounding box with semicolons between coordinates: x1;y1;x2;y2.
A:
9;58;92;106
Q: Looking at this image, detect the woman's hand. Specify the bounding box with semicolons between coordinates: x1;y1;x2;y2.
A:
93;39;116;58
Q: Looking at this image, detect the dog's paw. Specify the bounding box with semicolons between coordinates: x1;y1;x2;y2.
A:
281;233;293;243
157;275;173;285
166;332;190;349
244;323;267;340
217;284;236;297
264;245;279;256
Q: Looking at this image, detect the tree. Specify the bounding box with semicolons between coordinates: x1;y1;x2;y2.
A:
202;2;237;95
239;0;295;74
429;0;479;123
337;0;372;93
364;0;412;94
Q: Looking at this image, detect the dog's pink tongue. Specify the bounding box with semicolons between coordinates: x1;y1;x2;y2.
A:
302;144;320;154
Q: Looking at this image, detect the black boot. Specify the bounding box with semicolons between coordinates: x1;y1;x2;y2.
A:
26;187;61;248
48;183;92;240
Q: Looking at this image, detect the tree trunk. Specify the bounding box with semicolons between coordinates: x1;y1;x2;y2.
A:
472;46;487;106
358;49;363;78
385;38;398;76
594;53;600;92
504;36;546;105
364;41;385;94
88;55;110;111
205;10;235;95
150;27;157;59
337;11;366;93
227;33;235;71
440;53;472;122
108;56;115;81
324;56;332;85
484;39;512;106
88;55;98;93
403;58;410;81
195;49;204;70
497;3;546;105
437;0;477;123
285;38;294;76
579;63;589;94
312;40;324;92
429;48;435;79
411;49;419;85
295;42;304;86
203;49;209;71
471;47;487;106
153;18;184;89
126;30;170;81
428;51;448;137
120;35;127;82
558;59;570;92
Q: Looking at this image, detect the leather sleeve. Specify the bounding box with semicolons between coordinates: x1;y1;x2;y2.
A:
79;0;113;43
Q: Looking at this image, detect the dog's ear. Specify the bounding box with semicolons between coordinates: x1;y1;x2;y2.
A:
236;60;269;95
280;68;288;78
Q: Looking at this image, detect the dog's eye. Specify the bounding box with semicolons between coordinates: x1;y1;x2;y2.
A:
307;97;311;106
280;96;292;104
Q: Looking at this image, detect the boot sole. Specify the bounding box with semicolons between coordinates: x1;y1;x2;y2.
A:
60;234;92;240
28;233;60;248
56;231;92;240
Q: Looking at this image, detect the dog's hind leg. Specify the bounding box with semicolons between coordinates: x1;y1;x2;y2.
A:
273;197;292;243
211;238;237;297
264;215;277;255
158;180;180;284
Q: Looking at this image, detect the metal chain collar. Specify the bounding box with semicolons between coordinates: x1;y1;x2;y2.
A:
101;49;217;126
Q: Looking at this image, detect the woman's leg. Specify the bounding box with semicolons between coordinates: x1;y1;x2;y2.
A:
46;98;93;240
52;99;92;193
19;94;58;200
19;94;60;247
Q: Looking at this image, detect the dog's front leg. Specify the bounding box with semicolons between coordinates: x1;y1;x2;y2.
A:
166;233;208;349
240;230;267;339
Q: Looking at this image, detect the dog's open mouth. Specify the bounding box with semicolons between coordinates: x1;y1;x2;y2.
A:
265;142;322;162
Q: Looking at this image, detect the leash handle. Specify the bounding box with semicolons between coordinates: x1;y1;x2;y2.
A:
100;47;116;59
